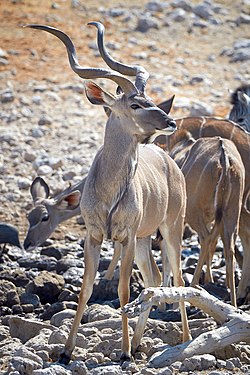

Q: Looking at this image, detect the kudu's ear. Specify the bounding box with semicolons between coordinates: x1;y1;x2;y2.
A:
30;177;50;203
56;191;81;210
157;95;175;114
85;81;115;107
237;91;250;106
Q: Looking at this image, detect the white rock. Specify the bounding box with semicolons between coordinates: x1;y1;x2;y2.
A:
32;365;71;375
50;309;76;327
10;346;43;374
37;165;53;176
48;329;68;344
9;316;53;343
69;360;88;375
17;177;32;190
190;100;214;116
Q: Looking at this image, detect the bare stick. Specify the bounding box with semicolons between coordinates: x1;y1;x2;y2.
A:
122;286;250;368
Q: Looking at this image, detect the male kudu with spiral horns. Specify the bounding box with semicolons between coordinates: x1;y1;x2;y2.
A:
25;22;191;364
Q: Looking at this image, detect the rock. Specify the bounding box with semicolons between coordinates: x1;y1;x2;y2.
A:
169;8;186;22
83;304;121;323
69;360;88;375
230;49;250;62
0;48;8;58
25;271;65;304
180;354;216;371
17;177;32;189
157;368;173;374
0;268;33;287
193;4;213;19
0;57;9;66
88;365;123;374
37;165;53;175
19;292;41;308
18;254;57;271
40;301;67;320
32;365;71;375
8;346;43;374
0;89;15;103
48;328;68;344
235;14;250;26
190;100;214;116
62;267;85;286
56;257;84;273
50;308;76;326
0;280;20;307
40;246;63;260
109;8;125;17
145;1;166;12
38;114;53;126
9;316;53;343
31;127;44;138
171;0;192;11
135;16;159;32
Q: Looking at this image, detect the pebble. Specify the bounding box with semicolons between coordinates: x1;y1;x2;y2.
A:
135;17;159;32
193;4;213;19
37;165;53;175
38;114;53;125
0;89;15;103
169;8;186;22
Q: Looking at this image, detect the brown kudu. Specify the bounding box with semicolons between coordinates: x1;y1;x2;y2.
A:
166;117;250;305
169;131;245;306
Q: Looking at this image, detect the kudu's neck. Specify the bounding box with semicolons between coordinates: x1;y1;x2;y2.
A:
96;113;139;201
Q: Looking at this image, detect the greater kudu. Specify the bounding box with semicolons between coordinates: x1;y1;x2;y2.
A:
26;23;191;364
24;176;122;280
167;117;250;305
169;131;245;306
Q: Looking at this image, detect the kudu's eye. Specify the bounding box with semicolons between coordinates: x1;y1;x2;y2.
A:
41;214;49;222
130;104;141;110
237;118;244;124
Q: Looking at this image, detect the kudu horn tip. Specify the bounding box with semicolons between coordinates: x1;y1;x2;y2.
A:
87;21;104;31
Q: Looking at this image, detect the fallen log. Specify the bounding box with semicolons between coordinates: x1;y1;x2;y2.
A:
122;286;250;368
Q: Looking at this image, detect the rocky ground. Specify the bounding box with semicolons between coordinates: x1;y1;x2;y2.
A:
0;0;250;374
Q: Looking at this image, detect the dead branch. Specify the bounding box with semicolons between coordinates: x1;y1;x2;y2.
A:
122;286;250;368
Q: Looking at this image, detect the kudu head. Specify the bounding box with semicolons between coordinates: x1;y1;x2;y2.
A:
24;177;81;250
24;22;176;142
229;84;250;132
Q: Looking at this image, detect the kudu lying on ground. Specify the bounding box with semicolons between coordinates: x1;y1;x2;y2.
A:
169;131;245;307
26;22;191;364
166;117;250;305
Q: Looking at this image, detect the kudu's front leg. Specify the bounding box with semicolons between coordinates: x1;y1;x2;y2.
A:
59;234;101;364
119;238;136;361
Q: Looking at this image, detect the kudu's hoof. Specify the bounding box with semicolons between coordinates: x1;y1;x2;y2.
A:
58;352;71;365
120;352;132;363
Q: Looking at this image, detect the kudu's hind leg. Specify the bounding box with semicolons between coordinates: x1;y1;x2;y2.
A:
159;224;191;343
131;236;161;354
104;242;122;280
237;211;250;304
119;238;136;361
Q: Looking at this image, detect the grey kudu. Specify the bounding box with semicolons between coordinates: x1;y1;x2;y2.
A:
25;22;191;363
